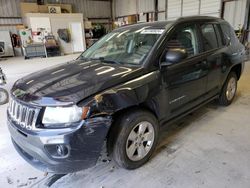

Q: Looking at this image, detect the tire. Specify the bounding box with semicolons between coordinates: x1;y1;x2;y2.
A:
108;109;159;169
218;72;237;106
0;88;9;105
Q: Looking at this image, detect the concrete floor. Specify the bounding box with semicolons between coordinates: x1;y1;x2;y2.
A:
0;56;250;188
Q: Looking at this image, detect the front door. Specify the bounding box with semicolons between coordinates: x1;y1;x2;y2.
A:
161;24;209;119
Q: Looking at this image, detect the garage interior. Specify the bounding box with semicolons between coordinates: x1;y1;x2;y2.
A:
0;0;250;187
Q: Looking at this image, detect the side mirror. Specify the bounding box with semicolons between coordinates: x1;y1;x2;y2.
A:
161;48;188;66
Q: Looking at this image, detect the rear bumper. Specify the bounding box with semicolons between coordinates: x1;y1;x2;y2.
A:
8;116;112;174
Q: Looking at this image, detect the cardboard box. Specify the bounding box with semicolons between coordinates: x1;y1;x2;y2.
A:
16;25;26;30
20;3;39;17
20;2;72;17
84;21;92;29
38;5;48;13
48;6;61;14
127;15;137;24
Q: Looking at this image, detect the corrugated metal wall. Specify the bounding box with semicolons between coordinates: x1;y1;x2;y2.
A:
182;0;199;16
58;0;111;18
115;0;154;17
158;0;166;20
115;0;136;17
200;0;221;17
167;0;182;20
1;0;248;32
0;0;21;17
137;0;154;13
0;0;22;33
0;18;22;33
158;0;165;11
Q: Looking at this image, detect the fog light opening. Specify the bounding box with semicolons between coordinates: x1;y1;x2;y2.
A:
56;145;68;156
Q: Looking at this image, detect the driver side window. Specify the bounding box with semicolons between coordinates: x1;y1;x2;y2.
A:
167;25;199;59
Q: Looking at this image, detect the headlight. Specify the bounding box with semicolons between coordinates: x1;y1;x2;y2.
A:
42;105;89;126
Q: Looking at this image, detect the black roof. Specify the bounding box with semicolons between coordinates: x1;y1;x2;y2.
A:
114;21;173;32
176;15;223;23
114;16;224;32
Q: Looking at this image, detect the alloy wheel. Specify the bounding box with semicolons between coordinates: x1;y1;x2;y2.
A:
126;121;155;161
226;77;236;101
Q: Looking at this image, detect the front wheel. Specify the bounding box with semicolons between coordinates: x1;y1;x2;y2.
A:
218;72;237;106
109;110;159;169
0;88;9;105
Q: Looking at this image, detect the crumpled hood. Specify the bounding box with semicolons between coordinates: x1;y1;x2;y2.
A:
11;59;142;106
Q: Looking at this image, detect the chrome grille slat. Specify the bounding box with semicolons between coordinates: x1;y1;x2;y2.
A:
8;98;40;130
13;101;16;116
16;104;20;122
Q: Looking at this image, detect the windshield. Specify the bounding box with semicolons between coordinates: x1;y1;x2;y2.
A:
80;27;165;65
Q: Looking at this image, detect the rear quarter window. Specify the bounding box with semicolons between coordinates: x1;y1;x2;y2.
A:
220;23;239;46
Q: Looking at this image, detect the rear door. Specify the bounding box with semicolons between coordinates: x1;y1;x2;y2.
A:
161;23;209;119
198;23;223;98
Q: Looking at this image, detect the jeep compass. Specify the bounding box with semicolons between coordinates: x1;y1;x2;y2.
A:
7;16;245;173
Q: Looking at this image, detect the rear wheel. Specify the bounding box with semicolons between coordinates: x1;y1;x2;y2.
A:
0;88;9;105
109;110;159;169
218;72;237;106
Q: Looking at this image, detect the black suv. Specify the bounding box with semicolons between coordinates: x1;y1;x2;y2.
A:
7;16;245;173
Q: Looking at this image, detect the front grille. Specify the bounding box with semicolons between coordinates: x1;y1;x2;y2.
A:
8;98;40;130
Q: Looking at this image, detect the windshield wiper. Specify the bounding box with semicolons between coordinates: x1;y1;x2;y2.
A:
79;56;91;61
91;57;123;65
79;56;122;65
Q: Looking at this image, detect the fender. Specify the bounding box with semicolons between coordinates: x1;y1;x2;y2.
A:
80;70;165;119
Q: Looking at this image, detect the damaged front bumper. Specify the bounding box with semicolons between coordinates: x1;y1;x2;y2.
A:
8;116;112;174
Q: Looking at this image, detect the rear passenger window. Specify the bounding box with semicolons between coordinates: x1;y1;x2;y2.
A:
200;24;218;51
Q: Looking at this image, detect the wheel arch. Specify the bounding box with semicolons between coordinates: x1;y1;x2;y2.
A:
230;63;242;80
106;103;159;156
